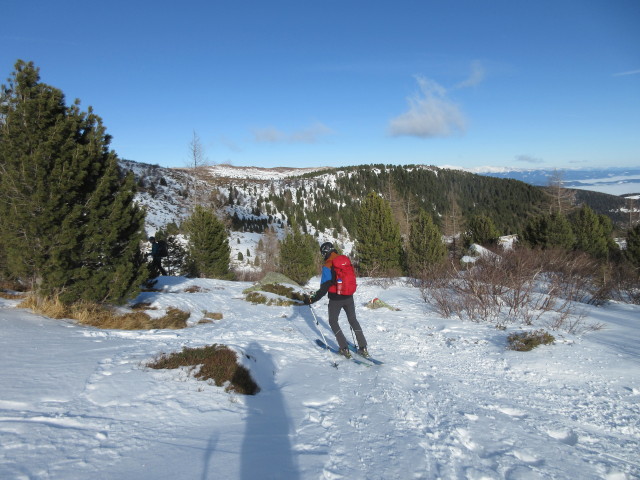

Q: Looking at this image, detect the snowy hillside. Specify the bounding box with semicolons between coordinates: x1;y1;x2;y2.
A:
121;159;356;266
1;276;639;479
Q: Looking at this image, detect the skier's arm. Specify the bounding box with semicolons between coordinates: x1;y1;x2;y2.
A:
310;266;334;303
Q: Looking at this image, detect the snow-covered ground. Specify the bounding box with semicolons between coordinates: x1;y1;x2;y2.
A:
205;164;327;181
1;276;639;480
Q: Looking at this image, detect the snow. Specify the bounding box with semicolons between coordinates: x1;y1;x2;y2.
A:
1;276;639;479
205;164;327;180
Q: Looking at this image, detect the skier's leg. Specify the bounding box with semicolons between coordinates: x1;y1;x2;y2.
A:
344;297;367;348
328;299;349;350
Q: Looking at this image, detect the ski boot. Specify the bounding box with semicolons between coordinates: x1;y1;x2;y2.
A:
339;347;352;358
357;346;369;358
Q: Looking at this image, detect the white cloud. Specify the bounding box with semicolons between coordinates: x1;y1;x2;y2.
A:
388;75;466;138
253;126;285;143
219;135;242;152
613;69;640;77
515;154;544;164
454;60;486;89
253;122;334;144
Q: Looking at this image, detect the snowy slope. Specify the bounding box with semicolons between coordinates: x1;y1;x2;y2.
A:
1;277;639;479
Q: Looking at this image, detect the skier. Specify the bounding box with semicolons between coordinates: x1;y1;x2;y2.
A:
149;236;167;276
305;242;368;358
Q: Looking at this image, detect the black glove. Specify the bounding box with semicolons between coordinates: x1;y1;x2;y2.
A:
303;294;314;305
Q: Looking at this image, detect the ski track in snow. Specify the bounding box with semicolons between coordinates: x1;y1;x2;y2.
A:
1;277;639;479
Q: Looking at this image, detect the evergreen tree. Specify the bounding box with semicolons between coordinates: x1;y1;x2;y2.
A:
183;205;231;278
355;192;403;275
626;224;640;269
406;209;446;276
570;205;610;259
464;214;500;247
279;226;317;285
522;212;574;250
0;60;147;303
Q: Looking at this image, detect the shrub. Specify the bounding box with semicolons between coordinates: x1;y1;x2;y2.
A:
507;330;555;351
148;344;260;395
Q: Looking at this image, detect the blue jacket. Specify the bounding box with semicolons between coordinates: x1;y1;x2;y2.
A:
312;252;352;302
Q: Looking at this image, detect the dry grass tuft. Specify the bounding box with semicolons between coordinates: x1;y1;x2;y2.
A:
148;344;260;395
19;295;189;330
507;330;555;351
131;302;155;311
185;285;208;293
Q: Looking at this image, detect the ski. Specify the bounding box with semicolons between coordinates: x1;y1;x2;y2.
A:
315;339;371;367
347;344;384;365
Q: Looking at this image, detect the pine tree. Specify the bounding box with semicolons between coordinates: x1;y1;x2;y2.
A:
570;205;610;259
183;205;231;278
522;212;574;250
406;209;446;276
626;224;640;269
0;60;147;303
355;192;403;275
464;215;500;247
279;226;317;285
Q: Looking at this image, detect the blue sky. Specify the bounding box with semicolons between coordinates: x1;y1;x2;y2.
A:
3;0;639;170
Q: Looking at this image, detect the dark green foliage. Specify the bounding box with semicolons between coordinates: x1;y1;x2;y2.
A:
265;165;625;246
522;212;575;250
507;330;555;351
336;165;545;236
279;227;318;285
569;205;618;259
573;189;627;226
406;209;446;275
148;344;260;395
356;192;403;275
0;60;147;303
464;214;500;247
152;232;189;276
183;205;231;278
625;224;640;268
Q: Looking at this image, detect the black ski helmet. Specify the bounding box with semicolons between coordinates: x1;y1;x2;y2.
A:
320;241;334;258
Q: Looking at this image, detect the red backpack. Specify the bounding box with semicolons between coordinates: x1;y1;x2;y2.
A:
329;255;357;296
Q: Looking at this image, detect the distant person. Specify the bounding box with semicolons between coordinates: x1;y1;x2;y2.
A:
149;236;167;276
305;242;368;358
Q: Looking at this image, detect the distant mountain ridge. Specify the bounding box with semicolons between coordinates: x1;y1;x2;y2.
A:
446;165;640;197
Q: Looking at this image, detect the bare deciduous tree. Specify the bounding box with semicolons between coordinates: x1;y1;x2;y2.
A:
546;169;576;215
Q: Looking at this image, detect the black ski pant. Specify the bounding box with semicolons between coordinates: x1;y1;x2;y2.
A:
328;296;367;351
152;256;167;276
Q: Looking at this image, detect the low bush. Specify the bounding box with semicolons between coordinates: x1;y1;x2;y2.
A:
148;344;260;395
507;330;555;351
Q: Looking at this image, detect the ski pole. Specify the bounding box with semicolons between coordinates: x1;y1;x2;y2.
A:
309;304;330;348
309;304;337;367
349;325;358;349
